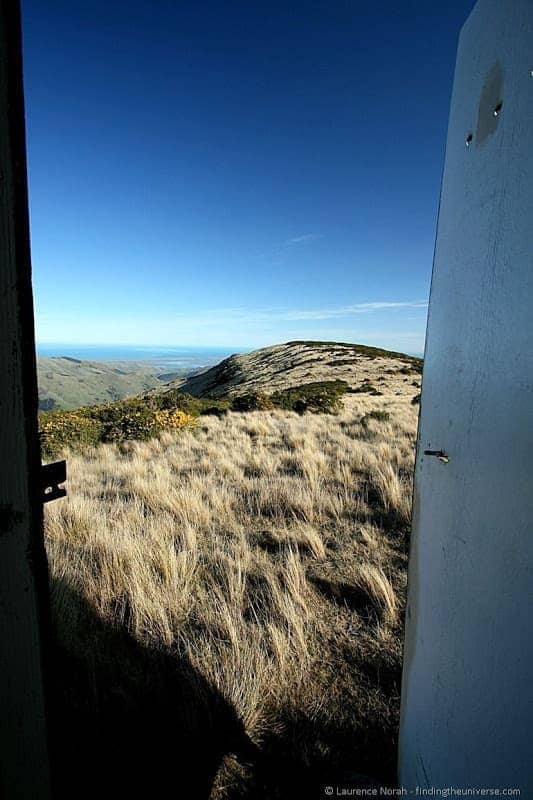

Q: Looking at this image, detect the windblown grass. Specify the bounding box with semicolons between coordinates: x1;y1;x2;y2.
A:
45;395;417;797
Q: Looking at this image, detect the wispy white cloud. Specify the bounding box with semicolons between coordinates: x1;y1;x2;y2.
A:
281;301;428;321
35;300;428;351
282;233;324;246
144;300;427;327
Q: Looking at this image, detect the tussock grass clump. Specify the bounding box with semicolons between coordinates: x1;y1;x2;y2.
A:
362;410;391;426
45;395;417;797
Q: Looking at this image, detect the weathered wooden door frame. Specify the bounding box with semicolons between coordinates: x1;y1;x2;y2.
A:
0;1;53;796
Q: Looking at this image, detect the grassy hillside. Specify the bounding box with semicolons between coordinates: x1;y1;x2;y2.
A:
37;356;190;410
168;340;422;399
37;341;421;412
38;381;357;460
45;392;417;797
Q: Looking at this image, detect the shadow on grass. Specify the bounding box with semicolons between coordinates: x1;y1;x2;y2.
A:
47;578;258;799
235;702;393;798
47;579;396;798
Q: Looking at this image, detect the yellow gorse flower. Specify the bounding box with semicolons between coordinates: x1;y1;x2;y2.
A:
154;409;196;430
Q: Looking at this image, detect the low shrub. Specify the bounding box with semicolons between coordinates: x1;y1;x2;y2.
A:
231;392;274;412
154;408;197;431
92;400;157;443
151;390;228;416
39;411;103;459
39;396;196;459
271;380;348;414
349;382;383;396
200;406;228;418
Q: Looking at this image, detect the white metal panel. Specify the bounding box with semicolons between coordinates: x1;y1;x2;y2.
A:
399;0;533;791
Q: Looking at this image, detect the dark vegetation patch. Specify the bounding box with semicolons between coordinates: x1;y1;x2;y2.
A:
271;380;349;414
200;405;228;418
278;456;305;477
251;530;285;554
156;371;181;382
284;357;325;370
348;382;383;396
243;572;274;623
214;358;242;382
326;358;360;367
155;390;230;416
405;361;423;374
361;410;391;426
231;392;274;412
309;574;378;619
243;465;265;479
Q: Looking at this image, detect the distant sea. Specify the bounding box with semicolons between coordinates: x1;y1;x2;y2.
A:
36;344;239;371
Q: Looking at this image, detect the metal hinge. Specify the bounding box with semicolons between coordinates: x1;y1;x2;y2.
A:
41;460;67;503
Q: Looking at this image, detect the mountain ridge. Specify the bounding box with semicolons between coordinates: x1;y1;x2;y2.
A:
37;356;181;410
164;340;422;399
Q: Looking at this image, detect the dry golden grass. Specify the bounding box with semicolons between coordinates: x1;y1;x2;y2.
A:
45;394;417;798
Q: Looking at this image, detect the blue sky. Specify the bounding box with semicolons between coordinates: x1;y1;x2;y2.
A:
22;0;475;355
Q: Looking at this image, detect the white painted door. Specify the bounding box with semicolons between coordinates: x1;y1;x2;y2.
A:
399;0;533;792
